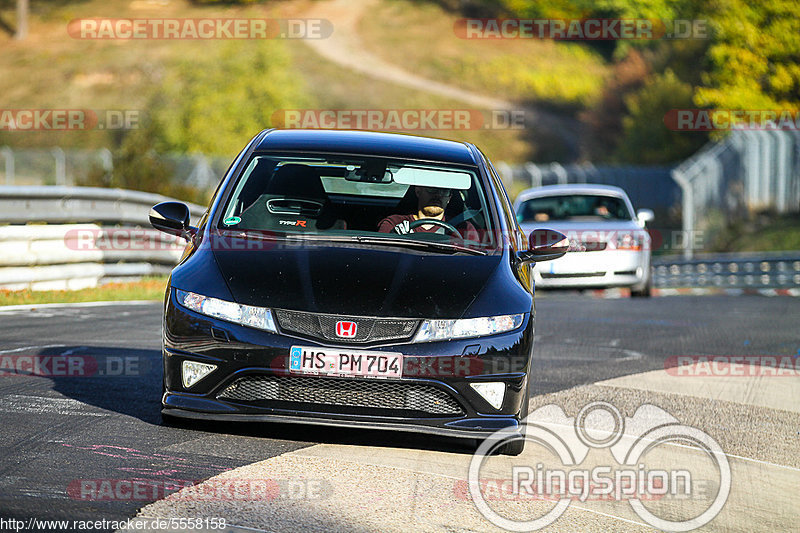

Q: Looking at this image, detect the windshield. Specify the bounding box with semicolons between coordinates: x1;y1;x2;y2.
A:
216;153;496;250
517;194;632;222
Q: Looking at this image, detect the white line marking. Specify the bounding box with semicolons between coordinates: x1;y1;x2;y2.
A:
0;300;158;313
0;344;67;355
534;418;800;472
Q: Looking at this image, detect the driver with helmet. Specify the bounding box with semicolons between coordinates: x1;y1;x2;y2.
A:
377;185;479;240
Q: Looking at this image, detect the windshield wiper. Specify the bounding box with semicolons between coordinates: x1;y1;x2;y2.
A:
352;235;487;255
213;231;488;255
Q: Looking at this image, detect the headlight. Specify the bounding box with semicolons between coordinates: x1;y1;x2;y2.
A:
614;232;646;251
176;289;277;332
413;314;524;342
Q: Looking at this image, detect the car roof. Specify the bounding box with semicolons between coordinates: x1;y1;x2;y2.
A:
255;129;478;165
514;184;629;204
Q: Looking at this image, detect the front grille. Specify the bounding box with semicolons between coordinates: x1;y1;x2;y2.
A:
274;309;418;344
568;240;608;252
541;272;605;278
218;375;463;416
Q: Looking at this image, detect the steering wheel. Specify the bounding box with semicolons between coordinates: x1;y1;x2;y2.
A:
408;218;463;239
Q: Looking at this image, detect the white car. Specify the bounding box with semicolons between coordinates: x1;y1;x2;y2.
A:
514;184;654;297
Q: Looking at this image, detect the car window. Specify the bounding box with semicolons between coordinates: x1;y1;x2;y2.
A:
216;153;496;249
485;160;514;224
517;194;633;222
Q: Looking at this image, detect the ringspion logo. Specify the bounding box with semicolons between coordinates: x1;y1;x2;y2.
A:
469;401;730;530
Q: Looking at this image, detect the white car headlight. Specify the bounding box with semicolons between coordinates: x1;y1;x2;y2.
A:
614;231;647;251
176;289;277;333
413;314;524;342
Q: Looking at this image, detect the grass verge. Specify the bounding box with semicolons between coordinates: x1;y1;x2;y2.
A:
711;214;800;253
358;0;608;110
0;276;168;306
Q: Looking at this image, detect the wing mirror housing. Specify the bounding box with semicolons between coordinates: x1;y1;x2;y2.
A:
636;208;655;226
518;229;569;263
149;201;196;240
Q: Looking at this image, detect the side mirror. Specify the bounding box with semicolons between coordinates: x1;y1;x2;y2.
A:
149;202;195;239
636;209;654;226
518;229;569;263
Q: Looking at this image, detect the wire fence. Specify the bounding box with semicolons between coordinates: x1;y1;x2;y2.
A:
0;146;230;191
496;161;679;228
3;128;800;259
670;129;800;257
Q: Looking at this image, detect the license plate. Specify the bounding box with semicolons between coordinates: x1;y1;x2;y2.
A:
289;346;403;378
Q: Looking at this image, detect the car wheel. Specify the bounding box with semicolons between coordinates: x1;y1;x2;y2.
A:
499;376;532;456
161;411;182;426
630;276;653;298
498;436;526;456
160;380;181;426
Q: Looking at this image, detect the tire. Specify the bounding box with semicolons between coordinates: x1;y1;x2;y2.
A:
160;380;181;426
161;411;182;426
500;376;532;456
499;436;526;456
630;277;652;298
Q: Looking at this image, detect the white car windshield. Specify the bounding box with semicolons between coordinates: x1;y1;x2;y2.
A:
517;194;632;222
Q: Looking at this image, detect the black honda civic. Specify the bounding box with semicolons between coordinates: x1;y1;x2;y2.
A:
150;129;567;454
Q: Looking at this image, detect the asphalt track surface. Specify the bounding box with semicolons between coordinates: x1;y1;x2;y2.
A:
0;295;798;531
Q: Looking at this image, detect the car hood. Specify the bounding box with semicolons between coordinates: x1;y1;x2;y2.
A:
211;244;504;318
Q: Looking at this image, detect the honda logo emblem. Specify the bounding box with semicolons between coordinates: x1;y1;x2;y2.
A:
335;321;358;338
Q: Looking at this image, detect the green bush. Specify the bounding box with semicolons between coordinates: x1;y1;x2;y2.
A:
153;40;310;156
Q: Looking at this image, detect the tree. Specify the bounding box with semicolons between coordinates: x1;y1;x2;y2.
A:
616;70;706;164
154;40;309;156
15;0;28;40
694;0;800;113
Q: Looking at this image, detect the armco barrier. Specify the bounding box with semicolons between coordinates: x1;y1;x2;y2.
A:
1;186;798;292
0;186;205;225
0;186;205;290
653;251;800;290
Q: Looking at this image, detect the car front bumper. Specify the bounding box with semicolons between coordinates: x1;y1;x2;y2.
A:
533;249;650;289
162;295;534;441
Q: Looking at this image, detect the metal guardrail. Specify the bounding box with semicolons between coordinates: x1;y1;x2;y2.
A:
0;186;205;290
0;185;205;225
653;252;800;289
1;186;797;292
